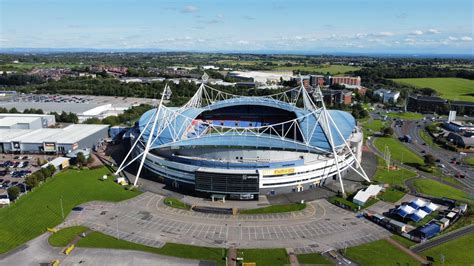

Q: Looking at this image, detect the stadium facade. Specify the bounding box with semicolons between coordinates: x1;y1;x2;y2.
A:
117;80;368;199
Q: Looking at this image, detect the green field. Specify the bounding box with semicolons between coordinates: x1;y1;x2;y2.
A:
419;130;435;147
297;253;332;265
345;239;419;265
78;230;226;265
163;197;192;210
373;156;418;186
0;167;140;254
239;203;306;214
412;179;472;202
274;64;360;75
378;188;406;203
0;62;85;72
390;235;416;249
239;248;289;266
373;137;425;167
465;157;474;166
386;112;424;120
392;77;474;102
48;226;88;247
422;233;474;265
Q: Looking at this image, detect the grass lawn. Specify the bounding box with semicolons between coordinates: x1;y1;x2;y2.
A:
77;230;226;265
345;239;419;265
378;188;406;203
390;234;416;249
163;197;192;210
239;203;306;214
419;130;435;147
373;156;418;186
412;179;472;202
0;167;140;254
328;195;359;211
386;112;424;120
297;253;332;265
48;226;88;247
273;64;360;75
422;233;474;265
239;248;289;266
373;137;425;167
392;77;474;102
465;157;474;166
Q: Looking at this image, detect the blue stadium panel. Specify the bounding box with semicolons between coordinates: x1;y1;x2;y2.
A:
138;97;356;152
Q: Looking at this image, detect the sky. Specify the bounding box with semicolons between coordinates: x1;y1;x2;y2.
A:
0;0;473;54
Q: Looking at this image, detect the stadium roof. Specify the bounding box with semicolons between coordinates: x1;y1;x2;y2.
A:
138;97;356;153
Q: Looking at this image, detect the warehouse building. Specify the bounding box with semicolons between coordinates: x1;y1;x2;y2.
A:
0;124;108;154
0;113;56;129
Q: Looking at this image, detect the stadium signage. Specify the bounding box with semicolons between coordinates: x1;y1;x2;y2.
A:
262;168;295;176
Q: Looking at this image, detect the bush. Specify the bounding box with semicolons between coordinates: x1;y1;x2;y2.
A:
7;186;20;201
25;174;39;188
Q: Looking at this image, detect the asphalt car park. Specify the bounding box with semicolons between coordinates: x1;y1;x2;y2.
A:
0;154;44;198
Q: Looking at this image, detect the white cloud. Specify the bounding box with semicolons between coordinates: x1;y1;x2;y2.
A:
238;40;249;45
182;5;198;13
426;29;440;34
448;36;458;41
410;30;424;35
217;14;224;19
373;32;394;37
460;36;472;41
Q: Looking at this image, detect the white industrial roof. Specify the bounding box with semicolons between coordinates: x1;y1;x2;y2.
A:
353;185;382;205
424;202;439;211
0;124;108;144
0;129;32;141
0;116;39;127
414;209;428;219
399;205;416;214
42;157;70;168
411;198;427;208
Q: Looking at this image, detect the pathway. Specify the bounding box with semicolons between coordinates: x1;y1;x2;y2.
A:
385;237;429;265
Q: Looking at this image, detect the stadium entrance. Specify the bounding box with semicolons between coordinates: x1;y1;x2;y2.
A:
195;168;259;199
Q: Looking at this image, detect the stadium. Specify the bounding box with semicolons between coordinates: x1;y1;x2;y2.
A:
117;80;368;200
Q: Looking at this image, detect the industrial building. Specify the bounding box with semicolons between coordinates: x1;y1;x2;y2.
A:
116;81;369;199
0;113;56;129
0;114;108;154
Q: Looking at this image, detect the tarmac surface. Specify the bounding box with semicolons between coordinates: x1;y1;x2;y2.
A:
0;232;202;266
60;192;391;253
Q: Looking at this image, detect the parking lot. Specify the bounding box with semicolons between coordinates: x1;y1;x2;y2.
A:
0;154;47;199
61;192;391;253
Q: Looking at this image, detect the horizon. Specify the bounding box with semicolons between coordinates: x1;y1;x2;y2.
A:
1;0;473;55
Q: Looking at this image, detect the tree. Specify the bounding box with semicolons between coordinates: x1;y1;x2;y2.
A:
76;152;86;166
424;154;436;167
35;171;45;182
25;174;39;188
9;107;19;113
46;164;56;176
7;186;20;201
382;127;394;136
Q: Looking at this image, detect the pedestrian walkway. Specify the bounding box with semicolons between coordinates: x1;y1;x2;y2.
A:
227;247;237;266
286;248;300;266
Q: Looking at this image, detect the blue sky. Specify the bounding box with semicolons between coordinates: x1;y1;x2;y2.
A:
0;0;473;54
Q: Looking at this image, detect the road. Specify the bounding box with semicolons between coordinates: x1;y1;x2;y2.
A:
395;120;474;191
411;224;474;253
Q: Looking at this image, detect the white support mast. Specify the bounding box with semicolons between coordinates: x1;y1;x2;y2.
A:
132;85;168;187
